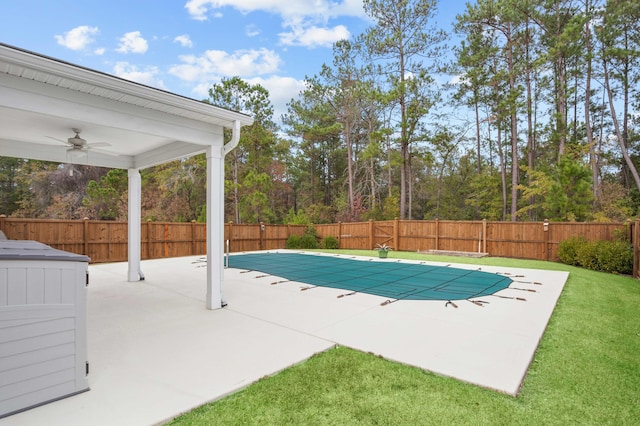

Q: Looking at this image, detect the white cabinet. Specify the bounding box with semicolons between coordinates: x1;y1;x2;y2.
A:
0;241;90;418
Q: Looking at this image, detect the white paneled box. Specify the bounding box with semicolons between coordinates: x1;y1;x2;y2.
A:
0;240;90;418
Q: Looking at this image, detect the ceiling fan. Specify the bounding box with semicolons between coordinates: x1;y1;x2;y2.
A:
47;128;116;162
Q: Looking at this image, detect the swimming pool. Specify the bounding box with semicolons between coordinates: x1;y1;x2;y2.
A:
228;252;512;303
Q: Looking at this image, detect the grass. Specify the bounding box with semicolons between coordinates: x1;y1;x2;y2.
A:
168;250;640;425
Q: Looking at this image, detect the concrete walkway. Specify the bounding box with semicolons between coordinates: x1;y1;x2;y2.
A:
4;252;568;425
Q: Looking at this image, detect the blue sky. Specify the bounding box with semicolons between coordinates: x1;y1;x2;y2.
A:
1;0;466;122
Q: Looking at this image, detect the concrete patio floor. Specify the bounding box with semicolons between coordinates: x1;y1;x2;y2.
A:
4;251;568;426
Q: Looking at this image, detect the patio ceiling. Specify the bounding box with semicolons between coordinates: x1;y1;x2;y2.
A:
0;43;253;169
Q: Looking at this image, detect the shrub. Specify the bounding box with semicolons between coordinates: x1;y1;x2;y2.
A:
320;236;339;249
558;236;633;275
594;240;633;275
575;241;599;271
557;236;586;266
286;225;320;250
304;225;318;239
285;234;301;249
299;234;319;249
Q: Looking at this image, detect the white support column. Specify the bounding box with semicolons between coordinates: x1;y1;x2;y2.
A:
127;168;143;281
206;145;224;309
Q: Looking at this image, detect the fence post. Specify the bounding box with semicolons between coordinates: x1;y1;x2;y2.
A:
393;218;399;250
146;219;151;259
435;218;439;250
259;222;265;250
482;219;487;253
543;219;550;261
369;219;374;249
83;217;89;256
191;220;196;255
0;214;5;233
164;223;169;257
338;221;342;248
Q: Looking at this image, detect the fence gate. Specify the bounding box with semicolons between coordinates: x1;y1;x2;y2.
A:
373;221;394;249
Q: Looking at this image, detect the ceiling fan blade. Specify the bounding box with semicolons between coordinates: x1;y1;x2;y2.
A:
92;147;120;156
46;136;71;145
86;142;111;148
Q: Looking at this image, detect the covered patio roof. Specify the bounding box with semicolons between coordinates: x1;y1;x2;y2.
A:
0;43;252;169
0;43;253;309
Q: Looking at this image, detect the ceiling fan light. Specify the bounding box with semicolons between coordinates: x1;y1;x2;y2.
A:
66;147;87;164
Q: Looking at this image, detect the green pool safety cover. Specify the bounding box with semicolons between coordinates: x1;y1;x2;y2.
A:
228;252;512;302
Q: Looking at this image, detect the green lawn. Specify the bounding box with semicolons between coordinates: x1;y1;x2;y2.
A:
168;250;640;425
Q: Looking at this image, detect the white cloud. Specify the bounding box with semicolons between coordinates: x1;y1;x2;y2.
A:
247;75;306;121
184;0;364;47
168;48;281;81
113;62;166;89
184;0;365;22
189;75;305;124
279;24;350;48
54;26;99;51
174;34;193;48
116;31;148;54
245;24;260;37
94;47;106;56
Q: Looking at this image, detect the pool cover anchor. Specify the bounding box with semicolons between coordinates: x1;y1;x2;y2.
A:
445;300;458;308
510;286;537;292
513;279;543;285
469;299;489;307
498;272;525;278
491;294;527;301
271;280;289;285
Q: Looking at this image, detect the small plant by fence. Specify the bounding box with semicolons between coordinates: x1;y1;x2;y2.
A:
1;215;638;277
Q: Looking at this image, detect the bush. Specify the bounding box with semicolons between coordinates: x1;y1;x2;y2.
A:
558;237;633;275
304;225;318;239
285;234;301;249
594;240;633;275
575;241;599;271
557;236;586;266
320;236;339;249
286;225;320;250
299;234;319;249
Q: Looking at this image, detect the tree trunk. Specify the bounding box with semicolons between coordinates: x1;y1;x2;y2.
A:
525;18;535;220
555;0;567;157
584;0;599;202
345;116;355;218
603;56;640;192
498;126;507;221
474;90;482;175
507;25;519;222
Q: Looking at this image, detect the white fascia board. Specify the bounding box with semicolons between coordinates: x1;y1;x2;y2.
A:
0;74;223;142
0;44;254;129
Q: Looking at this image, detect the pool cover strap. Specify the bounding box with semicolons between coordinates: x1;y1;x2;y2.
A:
228;253;512;302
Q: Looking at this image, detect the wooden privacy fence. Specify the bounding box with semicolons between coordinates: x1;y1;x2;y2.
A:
314;219;634;262
1;215;638;277
0;216;306;264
